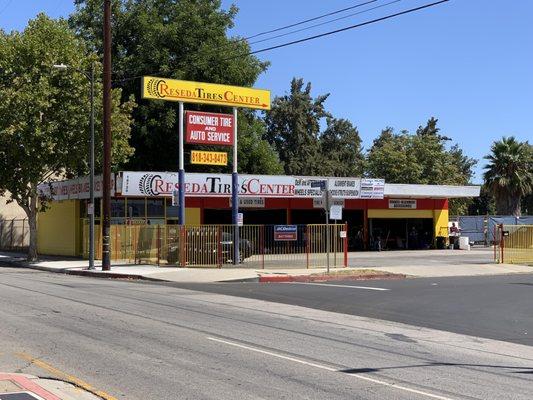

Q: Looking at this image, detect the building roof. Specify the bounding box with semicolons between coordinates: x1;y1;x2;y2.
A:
384;183;480;199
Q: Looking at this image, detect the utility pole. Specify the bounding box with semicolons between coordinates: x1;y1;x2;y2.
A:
102;0;112;271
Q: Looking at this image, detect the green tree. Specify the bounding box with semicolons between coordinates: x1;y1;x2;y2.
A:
0;14;135;260
237;112;284;174
320;117;364;177
366;118;477;214
69;0;274;173
483;137;533;216
264;78;329;175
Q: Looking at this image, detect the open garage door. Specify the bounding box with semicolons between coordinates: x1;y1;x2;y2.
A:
369;218;433;250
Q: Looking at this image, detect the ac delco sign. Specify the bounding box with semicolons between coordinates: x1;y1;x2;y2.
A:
186;111;234;146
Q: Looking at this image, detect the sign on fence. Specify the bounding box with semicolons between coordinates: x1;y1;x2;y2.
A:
274;225;298;241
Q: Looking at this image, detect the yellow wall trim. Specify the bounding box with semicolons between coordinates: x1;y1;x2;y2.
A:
368;209;434;219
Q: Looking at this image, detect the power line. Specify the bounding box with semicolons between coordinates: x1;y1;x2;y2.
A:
249;0;405;46
244;0;379;40
113;0;450;85
111;0;382;81
244;0;450;57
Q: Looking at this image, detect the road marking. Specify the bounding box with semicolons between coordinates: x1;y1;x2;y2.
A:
207;337;456;400
288;282;390;291
15;352;119;400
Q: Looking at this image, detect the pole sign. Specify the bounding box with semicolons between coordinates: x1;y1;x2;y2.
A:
191;150;228;166
186;111;234;146
274;225;298;241
330;204;343;220
142;77;271;110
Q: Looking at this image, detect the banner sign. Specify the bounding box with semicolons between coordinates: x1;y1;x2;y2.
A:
120;172;385;199
37;174;115;201
360;178;385;199
389;199;417;209
229;197;265;208
186;111;234;146
191;150;228;166
142;77;271;110
274;225;298;241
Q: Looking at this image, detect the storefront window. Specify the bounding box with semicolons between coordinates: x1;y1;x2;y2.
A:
166;198;180;219
111;198;125;224
127;198;145;218
147;199;164;218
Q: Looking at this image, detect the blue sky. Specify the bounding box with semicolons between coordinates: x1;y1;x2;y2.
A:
2;0;532;183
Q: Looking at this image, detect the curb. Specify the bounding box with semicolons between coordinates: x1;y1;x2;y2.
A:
0;259;168;282
258;273;406;283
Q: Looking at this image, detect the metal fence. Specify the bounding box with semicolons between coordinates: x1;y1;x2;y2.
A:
494;224;533;265
82;222;348;268
0;219;29;251
450;215;533;245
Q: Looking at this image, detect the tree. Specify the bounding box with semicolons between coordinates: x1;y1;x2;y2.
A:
320;117;364;177
69;0;271;172
264;78;329;175
483;137;533;216
0;14;135;260
237;111;284;175
366;118;477;214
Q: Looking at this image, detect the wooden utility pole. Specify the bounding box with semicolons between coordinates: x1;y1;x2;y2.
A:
102;0;112;271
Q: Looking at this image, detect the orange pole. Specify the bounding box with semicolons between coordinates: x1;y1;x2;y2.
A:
306;225;310;269
344;222;348;267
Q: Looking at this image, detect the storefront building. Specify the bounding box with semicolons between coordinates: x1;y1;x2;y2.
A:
36;171;480;256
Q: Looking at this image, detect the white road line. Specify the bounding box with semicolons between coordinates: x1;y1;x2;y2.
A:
207;336;456;400
288;282;390;291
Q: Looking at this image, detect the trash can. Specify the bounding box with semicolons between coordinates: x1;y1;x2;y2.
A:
436;236;446;249
459;236;470;250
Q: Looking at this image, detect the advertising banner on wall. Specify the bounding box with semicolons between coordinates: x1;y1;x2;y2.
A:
389;199;417;209
120;172;385;200
37;174;115;201
360;178;385;199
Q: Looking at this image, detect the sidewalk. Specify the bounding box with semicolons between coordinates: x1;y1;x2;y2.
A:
0;373;100;400
1;248;531;283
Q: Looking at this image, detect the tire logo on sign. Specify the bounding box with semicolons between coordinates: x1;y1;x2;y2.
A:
139;174;161;196
146;79;166;98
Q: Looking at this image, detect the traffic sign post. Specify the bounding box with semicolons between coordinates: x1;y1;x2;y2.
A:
232;107;240;265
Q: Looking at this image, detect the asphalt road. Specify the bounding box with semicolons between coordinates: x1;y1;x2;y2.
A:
0;267;532;400
169;273;533;346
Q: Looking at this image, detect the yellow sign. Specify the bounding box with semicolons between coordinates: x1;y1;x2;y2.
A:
142;76;271;110
191;150;228;166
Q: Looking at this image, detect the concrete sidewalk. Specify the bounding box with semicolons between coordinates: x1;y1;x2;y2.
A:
1;248;531;283
0;373;100;400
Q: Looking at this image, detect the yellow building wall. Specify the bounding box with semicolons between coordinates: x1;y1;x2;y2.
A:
185;208;201;225
38;200;81;256
433;208;449;239
367;209;434;219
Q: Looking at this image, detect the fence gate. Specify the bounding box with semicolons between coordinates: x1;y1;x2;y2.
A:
494;224;533;264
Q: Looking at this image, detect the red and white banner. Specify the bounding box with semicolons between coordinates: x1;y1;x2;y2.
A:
185;111;234;146
120;172;373;199
37;174;115;201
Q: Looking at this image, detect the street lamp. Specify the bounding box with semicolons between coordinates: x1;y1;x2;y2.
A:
53;63;96;270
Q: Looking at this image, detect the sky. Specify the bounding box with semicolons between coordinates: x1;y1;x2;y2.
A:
1;0;532;183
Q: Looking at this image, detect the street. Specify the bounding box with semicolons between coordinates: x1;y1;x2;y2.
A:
0;267;532;399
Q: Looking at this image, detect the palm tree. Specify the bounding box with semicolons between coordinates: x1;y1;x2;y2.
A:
483;137;533;216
